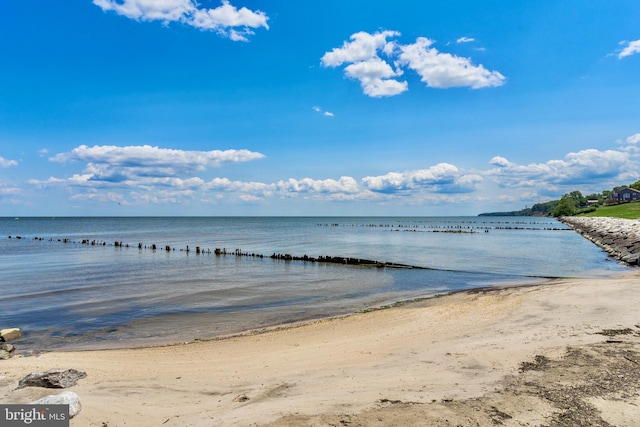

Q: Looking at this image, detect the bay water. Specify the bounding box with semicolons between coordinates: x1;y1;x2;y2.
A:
0;216;629;350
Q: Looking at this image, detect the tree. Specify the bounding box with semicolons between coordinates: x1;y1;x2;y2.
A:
551;194;577;217
568;190;586;208
630;180;640;191
530;200;559;216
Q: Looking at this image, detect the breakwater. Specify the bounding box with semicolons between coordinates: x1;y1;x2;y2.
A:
5;235;427;269
317;221;568;232
560;216;640;265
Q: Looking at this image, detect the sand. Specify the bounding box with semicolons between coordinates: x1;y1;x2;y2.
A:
2;272;640;426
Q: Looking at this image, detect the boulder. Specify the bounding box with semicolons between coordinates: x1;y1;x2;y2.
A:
0;343;15;360
33;391;82;418
18;368;87;389
0;328;22;342
561;217;640;265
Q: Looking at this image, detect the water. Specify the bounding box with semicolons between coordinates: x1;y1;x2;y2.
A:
0;216;629;350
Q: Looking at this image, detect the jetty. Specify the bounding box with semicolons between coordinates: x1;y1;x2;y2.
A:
6;236;428;270
560;216;640;265
6;219;585;270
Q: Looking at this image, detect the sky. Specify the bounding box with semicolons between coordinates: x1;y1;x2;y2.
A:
1;0;639;216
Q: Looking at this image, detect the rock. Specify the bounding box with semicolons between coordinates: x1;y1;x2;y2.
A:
561;217;640;265
33;391;82;418
0;343;15;360
18;368;87;389
0;328;22;342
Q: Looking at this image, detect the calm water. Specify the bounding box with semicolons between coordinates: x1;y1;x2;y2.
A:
0;216;629;350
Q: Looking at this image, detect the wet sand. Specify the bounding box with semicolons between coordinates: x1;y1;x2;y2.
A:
2;270;639;426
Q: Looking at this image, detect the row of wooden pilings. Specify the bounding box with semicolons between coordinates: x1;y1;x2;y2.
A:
11;235;427;269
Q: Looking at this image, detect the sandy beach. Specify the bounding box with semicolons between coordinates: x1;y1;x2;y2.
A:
1;270;639;426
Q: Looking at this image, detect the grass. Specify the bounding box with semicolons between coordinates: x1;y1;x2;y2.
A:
580;202;640;219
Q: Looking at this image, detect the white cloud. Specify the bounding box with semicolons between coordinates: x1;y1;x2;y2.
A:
93;0;192;21
322;31;504;97
487;148;637;188
363;163;482;194
52;145;264;172
206;176;360;197
456;37;475;43
344;57;408;97
28;177;65;186
130;188;196;204
321;31;407;98
398;37;505;89
276;177;360;194
70;190;128;204
23;136;640;212
238;194;263;202
93;0;268;41
38;145;265;195
618;39;640;59
0;186;21;196
206;177;271;194
488;156;511;168
321;30;400;67
313;106;335;117
626;133;640;144
0;156;18;168
30;174;206;190
190;1;268;28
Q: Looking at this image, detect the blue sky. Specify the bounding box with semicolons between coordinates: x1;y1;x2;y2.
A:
1;1;639;216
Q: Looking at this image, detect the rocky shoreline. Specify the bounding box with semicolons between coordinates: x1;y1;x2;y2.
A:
560;216;640;265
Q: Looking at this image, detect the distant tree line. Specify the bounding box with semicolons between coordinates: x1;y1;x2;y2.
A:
479;180;640;217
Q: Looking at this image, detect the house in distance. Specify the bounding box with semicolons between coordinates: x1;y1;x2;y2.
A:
609;187;640;203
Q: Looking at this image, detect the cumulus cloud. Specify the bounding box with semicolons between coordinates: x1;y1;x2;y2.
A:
23;134;640;211
398;37;505;89
0;156;18;168
321;31;408;97
93;0;268;41
344;57;408;97
626;133;640;144
321;30;400;67
205;176;359;199
206;177;271;194
276;176;360;194
32;145;265;197
487;148;637;189
322;31;504;96
363;163;482;194
456;37;475;43
51;145;264;177
618;39;640;59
